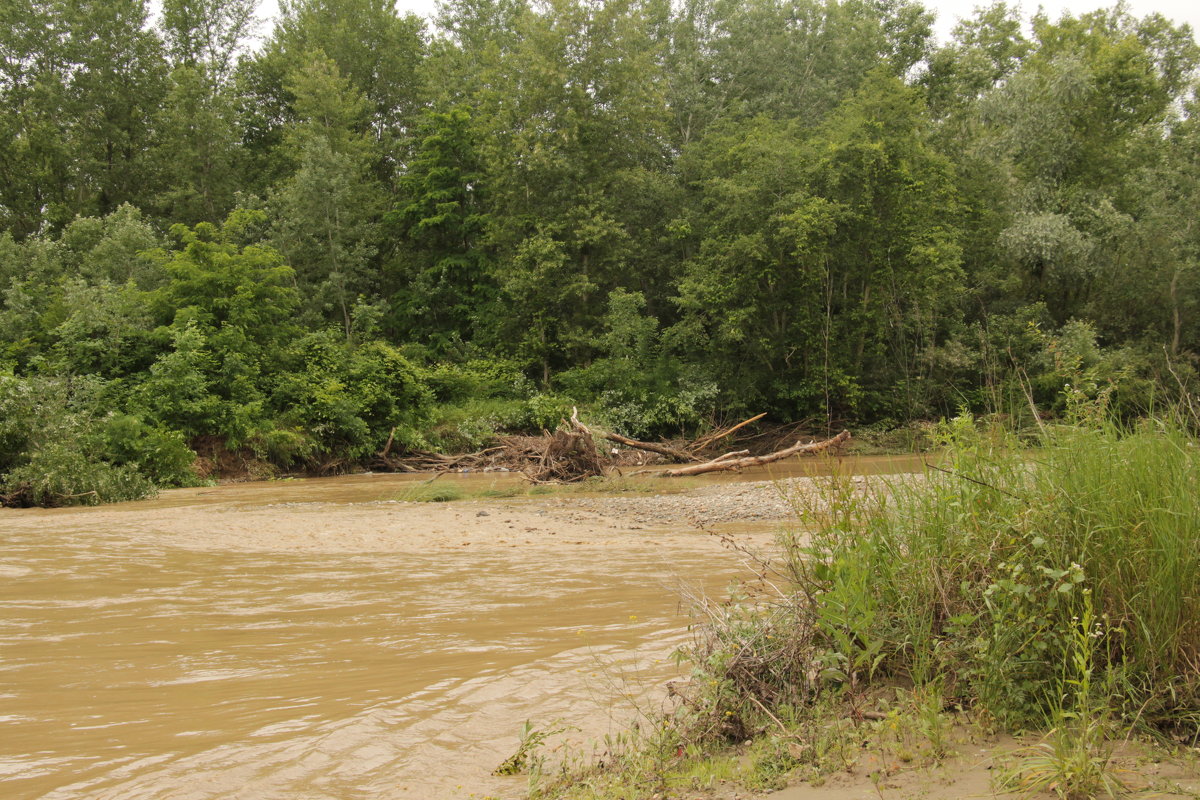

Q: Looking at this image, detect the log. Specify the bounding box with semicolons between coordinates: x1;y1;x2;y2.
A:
379;427;396;458
688;412;767;454
657;430;851;477
598;429;696;462
569;407;697;462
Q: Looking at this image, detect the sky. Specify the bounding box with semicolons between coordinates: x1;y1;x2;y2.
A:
248;0;1200;46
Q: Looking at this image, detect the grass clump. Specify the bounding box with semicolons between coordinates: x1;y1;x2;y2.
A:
395;481;467;502
536;410;1200;798
392;473;675;505
789;412;1200;731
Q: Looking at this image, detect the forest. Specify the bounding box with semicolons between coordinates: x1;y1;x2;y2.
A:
1;0;1199;504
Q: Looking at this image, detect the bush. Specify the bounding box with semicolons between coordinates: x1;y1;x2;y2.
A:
680;411;1200;744
802;415;1200;727
0;374;195;506
99;413;198;486
272;332;436;464
4;443;157;506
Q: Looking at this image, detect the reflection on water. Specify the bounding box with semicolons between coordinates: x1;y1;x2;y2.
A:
0;452;923;799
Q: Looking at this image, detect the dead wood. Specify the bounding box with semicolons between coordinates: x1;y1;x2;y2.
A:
524;410;604;483
596;429;696;462
709;449;751;463
688;413;767;454
657;430;851;477
379;427;396;459
366;410;840;483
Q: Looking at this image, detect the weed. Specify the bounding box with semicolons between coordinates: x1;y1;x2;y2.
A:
998;595;1126;799
477;485;521;498
395;482;467;502
494;720;570;780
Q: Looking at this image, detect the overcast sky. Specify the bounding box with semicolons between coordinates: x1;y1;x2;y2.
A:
247;0;1199;47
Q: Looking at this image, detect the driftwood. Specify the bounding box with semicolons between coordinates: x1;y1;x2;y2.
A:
595;429;695;462
372;446;505;473
369;409;849;483
581;411;770;464
525;410;604;483
688;412;767;454
657;430;851;477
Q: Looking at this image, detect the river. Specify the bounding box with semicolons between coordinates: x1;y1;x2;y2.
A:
0;455;925;799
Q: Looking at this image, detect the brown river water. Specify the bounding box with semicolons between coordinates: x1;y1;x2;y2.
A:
0;455;926;800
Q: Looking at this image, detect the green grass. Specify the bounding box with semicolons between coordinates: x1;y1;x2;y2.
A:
395;482;468;502
532;410;1200;799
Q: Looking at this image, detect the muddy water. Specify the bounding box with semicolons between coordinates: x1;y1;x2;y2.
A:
0;454;922;800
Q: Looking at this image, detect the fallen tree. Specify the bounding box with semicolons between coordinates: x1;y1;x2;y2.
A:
592;428;695;462
655;430;851;477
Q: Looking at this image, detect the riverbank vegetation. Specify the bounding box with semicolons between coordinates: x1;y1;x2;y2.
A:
529;410;1200;798
3;0;1200;505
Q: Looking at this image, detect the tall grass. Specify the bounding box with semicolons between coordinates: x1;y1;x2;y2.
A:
682;412;1200;739
787;413;1200;728
531;413;1200;799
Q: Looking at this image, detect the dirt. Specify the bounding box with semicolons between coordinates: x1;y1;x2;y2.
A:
756;735;1200;800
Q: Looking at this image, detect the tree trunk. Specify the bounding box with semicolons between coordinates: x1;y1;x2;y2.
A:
657;430;850;477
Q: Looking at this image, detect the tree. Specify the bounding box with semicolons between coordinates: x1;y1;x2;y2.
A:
147;215;300;443
387;106;493;351
63;0;169;217
974;8;1199;325
0;0;75;236
160;0;257;84
270;56;384;337
473;0;671;379
674;71;965;420
153;66;243;225
267;0;427;176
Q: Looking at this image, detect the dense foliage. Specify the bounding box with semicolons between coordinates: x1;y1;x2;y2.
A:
1;0;1198;502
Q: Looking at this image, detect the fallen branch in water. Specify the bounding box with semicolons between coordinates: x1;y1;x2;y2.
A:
568;408;697;463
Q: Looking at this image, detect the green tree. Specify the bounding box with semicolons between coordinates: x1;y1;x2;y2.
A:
146;216;300;443
270;56;385;337
265;0;427;176
160;0;256;83
63;0;169;217
0;0;75;236
387;106;493;351
474;0;670;380
153;65;243;225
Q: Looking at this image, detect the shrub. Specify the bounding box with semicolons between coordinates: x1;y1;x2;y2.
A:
681;411;1200;744
99;413;198;486
4;443;157;506
272;332;436;464
0;374;194;506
